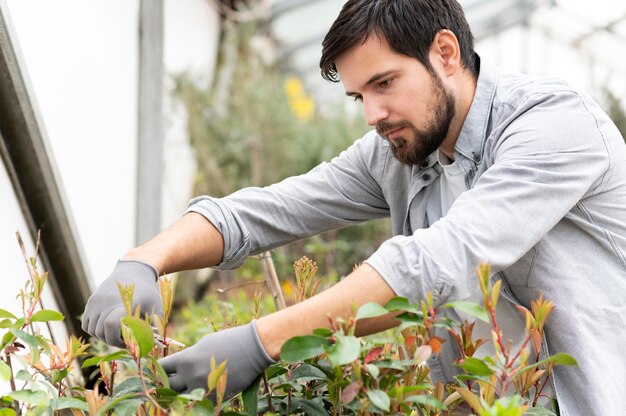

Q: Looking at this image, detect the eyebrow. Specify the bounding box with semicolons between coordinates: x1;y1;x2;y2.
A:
345;70;397;97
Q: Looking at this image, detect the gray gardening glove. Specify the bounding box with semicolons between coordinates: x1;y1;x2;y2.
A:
159;321;275;398
82;259;163;347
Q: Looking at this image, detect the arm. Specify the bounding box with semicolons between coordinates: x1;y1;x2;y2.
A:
81;212;225;346
187;132;390;270
158;262;400;396
123;211;225;273
257;263;398;359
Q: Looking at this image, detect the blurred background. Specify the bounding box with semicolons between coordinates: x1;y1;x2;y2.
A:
1;0;625;349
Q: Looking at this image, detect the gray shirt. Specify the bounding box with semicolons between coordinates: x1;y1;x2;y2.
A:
188;61;626;415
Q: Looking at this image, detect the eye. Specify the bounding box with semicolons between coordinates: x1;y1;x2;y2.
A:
378;78;393;89
352;95;363;102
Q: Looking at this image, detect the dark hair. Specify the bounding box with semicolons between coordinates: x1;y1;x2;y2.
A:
320;0;478;82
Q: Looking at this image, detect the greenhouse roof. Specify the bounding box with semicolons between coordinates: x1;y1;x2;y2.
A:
269;0;626;106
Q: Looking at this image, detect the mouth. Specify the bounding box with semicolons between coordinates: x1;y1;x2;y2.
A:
382;126;404;140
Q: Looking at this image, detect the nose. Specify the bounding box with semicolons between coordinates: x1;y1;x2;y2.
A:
363;97;389;126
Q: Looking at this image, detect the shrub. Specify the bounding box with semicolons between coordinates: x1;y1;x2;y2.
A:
0;234;576;415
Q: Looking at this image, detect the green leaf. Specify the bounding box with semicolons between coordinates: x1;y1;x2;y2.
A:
191;399;215;414
207;359;228;392
384;297;422;314
113;377;144;397
180;388;206;401
50;397;89;412
290;363;328;381
443;301;490;323
146;356;170;389
112;398;145;416
356;302;388;320
0;408;16;416
280;335;330;363
519;352;578;373
51;368;68;384
325;334;360;367
121;316;155;357
457;357;494;376
404;394;447;410
292;397;328;416
9;329;40;363
242;375;261;415
546;352;578;366
9;329;38;349
312;328;332;337
265;364;288;380
0;319;14;329
81;350;129;367
367;389;390;412
524;406;558;416
95;393;140;416
30;309;64;323
0;361;12;383
364;363;379;378
6;389;49;406
0;309;16;320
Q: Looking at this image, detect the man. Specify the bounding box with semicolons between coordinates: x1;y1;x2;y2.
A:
82;0;626;414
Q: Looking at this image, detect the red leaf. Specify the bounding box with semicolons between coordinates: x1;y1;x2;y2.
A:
364;346;383;364
428;338;443;354
341;381;362;404
405;335;417;349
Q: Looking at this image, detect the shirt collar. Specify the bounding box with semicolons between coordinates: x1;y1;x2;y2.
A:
454;56;498;163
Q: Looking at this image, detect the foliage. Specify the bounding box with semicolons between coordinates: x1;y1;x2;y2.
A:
168;258;575;415
263;263;573;416
173;17;389;282
2;232;575;415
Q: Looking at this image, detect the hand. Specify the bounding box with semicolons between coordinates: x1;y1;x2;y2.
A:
159;321;275;398
82;259;163;347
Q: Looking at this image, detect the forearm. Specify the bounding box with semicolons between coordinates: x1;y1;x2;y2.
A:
256;263;398;359
124;212;224;274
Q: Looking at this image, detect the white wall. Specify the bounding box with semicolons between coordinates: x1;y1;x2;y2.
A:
162;0;220;227
4;0;141;285
0;0;219;298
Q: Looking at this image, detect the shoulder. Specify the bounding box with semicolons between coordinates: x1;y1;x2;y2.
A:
484;70;616;178
490;70;614;145
495;70;583;113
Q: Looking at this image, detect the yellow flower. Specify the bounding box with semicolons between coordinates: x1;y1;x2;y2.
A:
284;77;315;122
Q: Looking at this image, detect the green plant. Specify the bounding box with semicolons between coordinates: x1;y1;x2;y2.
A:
1;231;576;415
0;233;89;415
0;233;222;415
261;262;576;415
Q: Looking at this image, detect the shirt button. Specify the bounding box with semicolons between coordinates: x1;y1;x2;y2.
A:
422;173;431;181
420;160;430;168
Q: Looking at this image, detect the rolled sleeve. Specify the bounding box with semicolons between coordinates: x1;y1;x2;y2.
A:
186;133;390;270
186;196;251;270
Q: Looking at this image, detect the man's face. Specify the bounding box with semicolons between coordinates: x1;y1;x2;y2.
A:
335;35;456;165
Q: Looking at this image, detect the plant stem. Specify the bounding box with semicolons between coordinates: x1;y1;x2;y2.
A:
16;231;58;346
263;373;274;412
532;366;553;407
5;356;21;415
135;356;165;412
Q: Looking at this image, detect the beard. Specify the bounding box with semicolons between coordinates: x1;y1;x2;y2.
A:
376;72;456;166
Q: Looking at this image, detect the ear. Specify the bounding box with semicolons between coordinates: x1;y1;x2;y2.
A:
429;30;461;76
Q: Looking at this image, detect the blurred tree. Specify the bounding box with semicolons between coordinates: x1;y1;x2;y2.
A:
601;88;626;142
174;10;390;303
